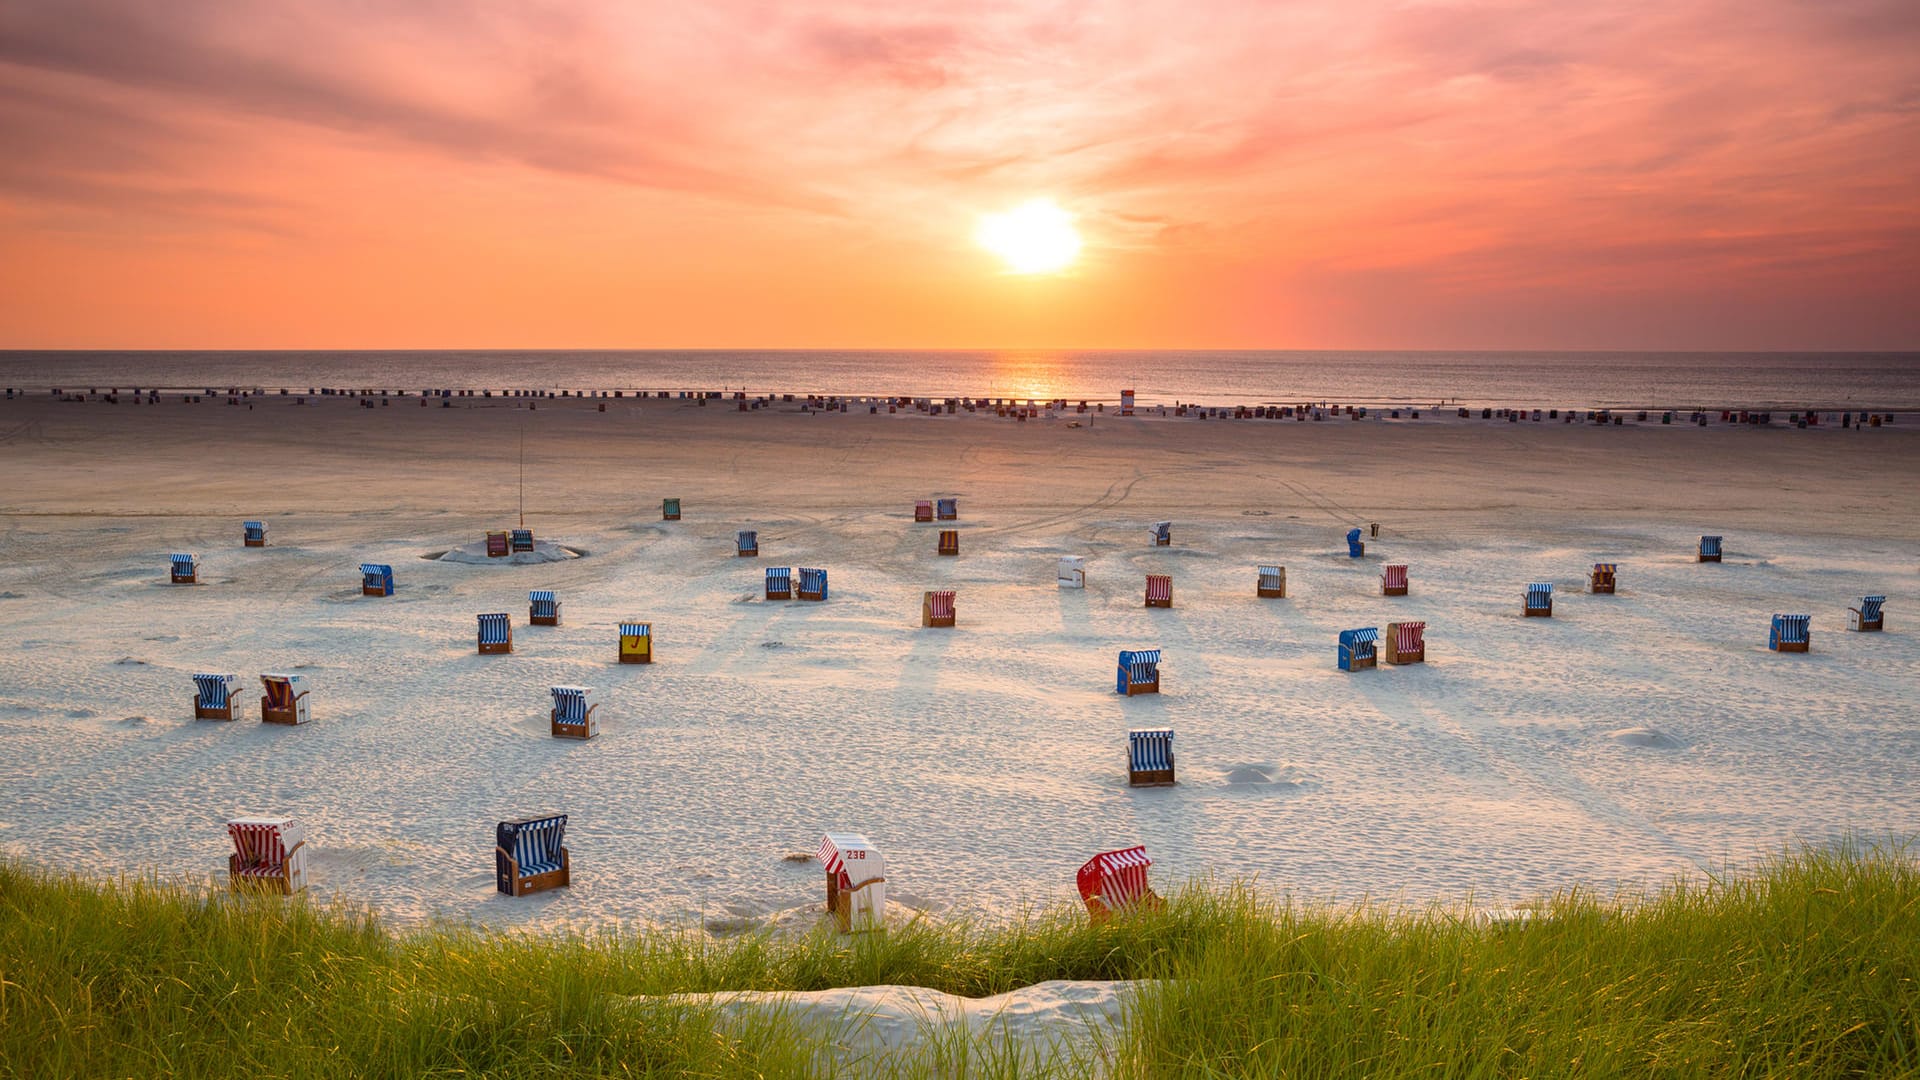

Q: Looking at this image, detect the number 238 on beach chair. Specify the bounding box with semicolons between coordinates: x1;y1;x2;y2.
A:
550;686;597;739
529;590;561;626
1128;728;1175;786
260;673;310;724
496;814;571;896
192;673;239;720
1849;596;1884;632
1116;649;1161;695
1769;614;1810;653
819;833;886;933
1077;846;1163;923
170;553;198;584
618;622;652;664
477;613;512;655
228;817;307;894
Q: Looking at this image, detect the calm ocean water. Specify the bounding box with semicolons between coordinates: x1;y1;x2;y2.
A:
3;350;1917;409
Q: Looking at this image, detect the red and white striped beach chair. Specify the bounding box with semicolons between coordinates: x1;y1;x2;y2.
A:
914;500;933;522
1382;564;1408;596
227;817;307;894
1384;621;1426;664
922;589;955;628
1076;846;1162;923
1145;574;1172;608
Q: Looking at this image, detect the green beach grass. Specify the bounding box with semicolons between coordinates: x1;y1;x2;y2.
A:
2;846;1915;1078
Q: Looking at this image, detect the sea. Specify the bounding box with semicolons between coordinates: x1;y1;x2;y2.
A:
2;350;1917;410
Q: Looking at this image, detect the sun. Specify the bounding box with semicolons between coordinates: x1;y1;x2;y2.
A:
976;198;1081;274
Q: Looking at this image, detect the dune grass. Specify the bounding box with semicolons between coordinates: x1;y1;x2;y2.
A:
1;845;1915;1078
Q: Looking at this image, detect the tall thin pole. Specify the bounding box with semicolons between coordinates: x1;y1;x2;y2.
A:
519;429;525;528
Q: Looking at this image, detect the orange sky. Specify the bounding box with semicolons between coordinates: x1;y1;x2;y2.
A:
1;0;1917;350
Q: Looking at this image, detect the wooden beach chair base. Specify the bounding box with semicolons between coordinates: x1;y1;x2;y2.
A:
663;510;680;521
923;614;955;628
1257;586;1286;598
551;712;597;739
1698;554;1721;563
765;587;791;600
1383;586;1408;597
1525;604;1552;617
1154;537;1170;547
1852;619;1883;632
1771;641;1809;654
172;572;196;584
827;876;887;933
738;546;758;557
362;586;386;596
261;701;306;725
530;614;560;627
1123;680;1161;696
498;847;571;897
194;702;234;721
618;644;652;664
479;639;512;655
244;538;265;548
229;847;304;895
1129;767;1175;787
1345;656;1377;671
1591;581;1615;594
1383;647;1424;665
798;589;825;602
1083;890;1164;924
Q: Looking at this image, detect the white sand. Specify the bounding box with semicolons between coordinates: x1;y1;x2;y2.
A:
0;397;1915;934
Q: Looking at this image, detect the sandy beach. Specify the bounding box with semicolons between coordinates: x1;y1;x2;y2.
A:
1;395;1915;932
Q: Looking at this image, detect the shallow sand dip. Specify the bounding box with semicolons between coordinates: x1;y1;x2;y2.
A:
0;395;1914;932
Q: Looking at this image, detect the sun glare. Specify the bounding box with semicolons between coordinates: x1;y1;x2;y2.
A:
976;199;1081;274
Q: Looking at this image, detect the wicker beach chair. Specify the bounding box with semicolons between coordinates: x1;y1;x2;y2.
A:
1385;621;1426;664
922;589;955;627
1525;583;1553;617
495;814;571;896
1128;728;1175;786
1382;564;1409;596
259;673;310;724
242;521;267;547
192;673;239;720
1145;574;1172;608
819;833;886;933
477;613;512;655
550;686;597;739
1116;649;1161;695
1769;614;1810;653
227;818;307;894
360;563;394;596
170;553;198;584
1077;846;1161;923
1849;596;1885;632
1338;628;1378;671
529;590;561;626
1257;565;1286;598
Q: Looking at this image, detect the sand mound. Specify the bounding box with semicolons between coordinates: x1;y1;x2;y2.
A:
1606;726;1684;749
434;539;581;564
1224;765;1275;784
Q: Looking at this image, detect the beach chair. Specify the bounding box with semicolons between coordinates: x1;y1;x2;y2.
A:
192;673;240;720
1769;614;1810;653
914;500;934;522
662;498;681;521
495;813;571;896
486;530;510;557
1120;389;1135;416
938;529;959;556
259;673;310;725
1151;521;1171;546
529;590;561;626
1338;628;1378;671
922;589;955;628
1257;565;1286;598
1382;564;1409;596
1385;621;1426;664
1116;649;1162;695
936;497;957;521
1347;528;1365;558
550;686;597;739
243;521;267;547
765;566;792;600
511;528;535;553
818;833;886;933
1849;596;1885;632
618;621;652;663
1525;583;1553;617
1128;728;1175;787
227;818;306;894
360;563;394;596
737;530;758;557
477;613;513;655
1058;556;1086;589
798;567;828;602
1077;846;1161;923
1698;535;1722;562
170;553;198;584
1145;574;1173;608
1591;563;1617;594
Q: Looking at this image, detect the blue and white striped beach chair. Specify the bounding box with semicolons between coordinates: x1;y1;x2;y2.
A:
1150;522;1171;546
1346;528;1364;558
478;613;512;655
170;553;198;584
1128;728;1175;786
193;673;240;720
1338;627;1378;671
618;621;652;663
360;563;393;596
1258;565;1286;598
1116;649;1161;695
1698;535;1723;562
243;521;267;547
1850;596;1885;632
737;530;758;557
1525;582;1553;617
550;685;597;739
1769;614;1810;653
765;566;792;600
495;813;570;896
798;567;828;601
529;590;561;626
510;528;535;553
936;497;957;521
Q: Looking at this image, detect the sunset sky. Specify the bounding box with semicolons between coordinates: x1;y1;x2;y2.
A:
1;0;1916;350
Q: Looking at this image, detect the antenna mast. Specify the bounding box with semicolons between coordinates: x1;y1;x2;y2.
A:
518;429;525;528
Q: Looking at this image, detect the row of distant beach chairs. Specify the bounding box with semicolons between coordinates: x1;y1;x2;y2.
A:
221;815;1161;930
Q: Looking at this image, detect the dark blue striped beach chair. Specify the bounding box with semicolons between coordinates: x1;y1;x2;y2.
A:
765;566;792;599
510;528;535;553
1257;565;1286;598
1339;627;1378;671
243;521;267;547
550;685;596;739
529;590;560;626
1769;614;1810;653
193;673;239;720
1151;521;1171;546
662;498;681;521
478;613;512;655
170;553;198;584
1346;528;1364;558
360;563;393;596
1128;728;1175;786
1116;649;1161;695
1525;582;1553;617
737;530;758;557
1850;596;1885;632
798;567;828;601
936;497;957;521
495;813;570;896
1698;535;1722;562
